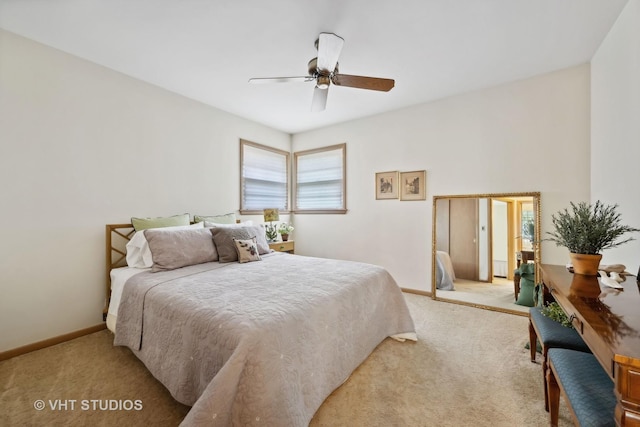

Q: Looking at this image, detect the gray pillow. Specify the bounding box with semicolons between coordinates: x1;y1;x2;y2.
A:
145;228;218;272
211;225;270;263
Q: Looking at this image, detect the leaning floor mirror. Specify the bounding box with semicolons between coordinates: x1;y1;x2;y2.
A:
432;192;541;316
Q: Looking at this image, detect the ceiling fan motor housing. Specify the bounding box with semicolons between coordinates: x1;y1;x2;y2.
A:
308;58;338;75
308;57;337;89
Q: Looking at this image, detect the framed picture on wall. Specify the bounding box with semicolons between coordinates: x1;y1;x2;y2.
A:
375;171;399;200
400;170;426;201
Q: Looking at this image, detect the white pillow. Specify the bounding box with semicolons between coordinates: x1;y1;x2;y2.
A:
126;222;205;268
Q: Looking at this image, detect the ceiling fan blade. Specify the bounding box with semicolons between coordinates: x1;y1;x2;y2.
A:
311;87;328;112
248;76;314;84
316;33;344;72
332;74;395;92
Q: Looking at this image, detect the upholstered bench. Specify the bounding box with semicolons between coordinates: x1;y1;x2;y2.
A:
547;348;616;427
529;307;591;411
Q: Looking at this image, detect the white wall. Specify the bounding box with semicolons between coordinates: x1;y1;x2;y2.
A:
0;30;290;351
591;0;640;274
0;27;595;352
292;65;591;291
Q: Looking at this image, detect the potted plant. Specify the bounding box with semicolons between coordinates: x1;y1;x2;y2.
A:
277;223;294;241
546;201;639;275
263;223;278;242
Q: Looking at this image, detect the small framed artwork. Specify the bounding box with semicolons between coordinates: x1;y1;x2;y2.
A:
400;170;427;201
375;171;399;200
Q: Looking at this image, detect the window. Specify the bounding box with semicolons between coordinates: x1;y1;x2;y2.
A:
293;143;346;213
240;139;289;214
519;201;535;251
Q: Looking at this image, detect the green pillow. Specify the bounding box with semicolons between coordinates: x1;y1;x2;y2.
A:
533;283;544;307
516;262;535;280
193;213;236;224
516;277;536;307
131;213;190;231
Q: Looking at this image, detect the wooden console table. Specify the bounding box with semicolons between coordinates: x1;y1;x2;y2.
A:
540;264;640;426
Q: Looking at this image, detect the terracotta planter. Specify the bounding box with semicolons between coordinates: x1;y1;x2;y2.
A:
569;253;602;276
281;234;289;242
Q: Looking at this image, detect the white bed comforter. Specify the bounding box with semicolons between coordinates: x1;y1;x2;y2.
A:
436;251;456;290
114;253;416;426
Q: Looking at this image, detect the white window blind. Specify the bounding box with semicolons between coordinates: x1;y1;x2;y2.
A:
294;144;346;213
240;140;288;213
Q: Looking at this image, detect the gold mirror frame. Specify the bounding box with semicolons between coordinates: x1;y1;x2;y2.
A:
431;191;541;316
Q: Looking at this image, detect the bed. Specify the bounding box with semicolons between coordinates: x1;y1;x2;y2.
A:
435;250;456;290
105;223;416;426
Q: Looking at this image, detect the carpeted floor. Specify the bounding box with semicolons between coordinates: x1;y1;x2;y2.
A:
437;278;530;314
0;293;572;426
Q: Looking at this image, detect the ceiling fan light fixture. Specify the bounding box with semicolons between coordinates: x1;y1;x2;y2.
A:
316;75;330;90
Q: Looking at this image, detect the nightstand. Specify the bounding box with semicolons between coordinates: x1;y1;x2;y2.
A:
269;240;294;254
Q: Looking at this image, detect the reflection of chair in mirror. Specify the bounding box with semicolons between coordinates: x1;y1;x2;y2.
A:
514;251;535;301
517;250;534;267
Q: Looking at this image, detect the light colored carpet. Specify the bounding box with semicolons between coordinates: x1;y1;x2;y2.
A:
436;278;530;314
0;293;572;426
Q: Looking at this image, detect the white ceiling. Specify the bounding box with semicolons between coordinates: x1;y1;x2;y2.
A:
0;0;629;134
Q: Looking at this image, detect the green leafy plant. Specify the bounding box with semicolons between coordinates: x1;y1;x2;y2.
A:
545;201;639;254
277;223;294;235
541;302;574;329
264;224;278;241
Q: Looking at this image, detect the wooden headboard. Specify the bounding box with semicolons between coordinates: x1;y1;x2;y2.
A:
104;224;135;319
103;219;242;319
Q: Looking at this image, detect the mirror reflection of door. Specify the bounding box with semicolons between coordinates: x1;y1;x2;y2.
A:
449;198;479;280
432;192;540;316
492;200;509;280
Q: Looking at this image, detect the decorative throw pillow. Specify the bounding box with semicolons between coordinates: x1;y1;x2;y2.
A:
194;212;236;224
533;283;544;307
131;213;190;231
210;226;270;262
126;222;204;268
145;228;218;272
515;277;536;307
516;262;536;281
233;237;261;263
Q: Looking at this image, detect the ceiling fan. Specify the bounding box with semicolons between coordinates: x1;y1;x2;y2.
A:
249;32;395;112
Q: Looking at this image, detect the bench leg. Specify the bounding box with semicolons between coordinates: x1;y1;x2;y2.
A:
528;320;537;362
542;351;550;412
546;363;560;427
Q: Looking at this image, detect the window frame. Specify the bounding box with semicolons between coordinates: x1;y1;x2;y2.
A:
292;143;347;214
239;139;290;215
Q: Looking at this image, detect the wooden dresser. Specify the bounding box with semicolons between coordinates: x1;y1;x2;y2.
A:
540;264;640;426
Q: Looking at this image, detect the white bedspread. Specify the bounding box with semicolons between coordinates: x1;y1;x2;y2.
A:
436;250;456;290
114;253;416;426
107;266;148;332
